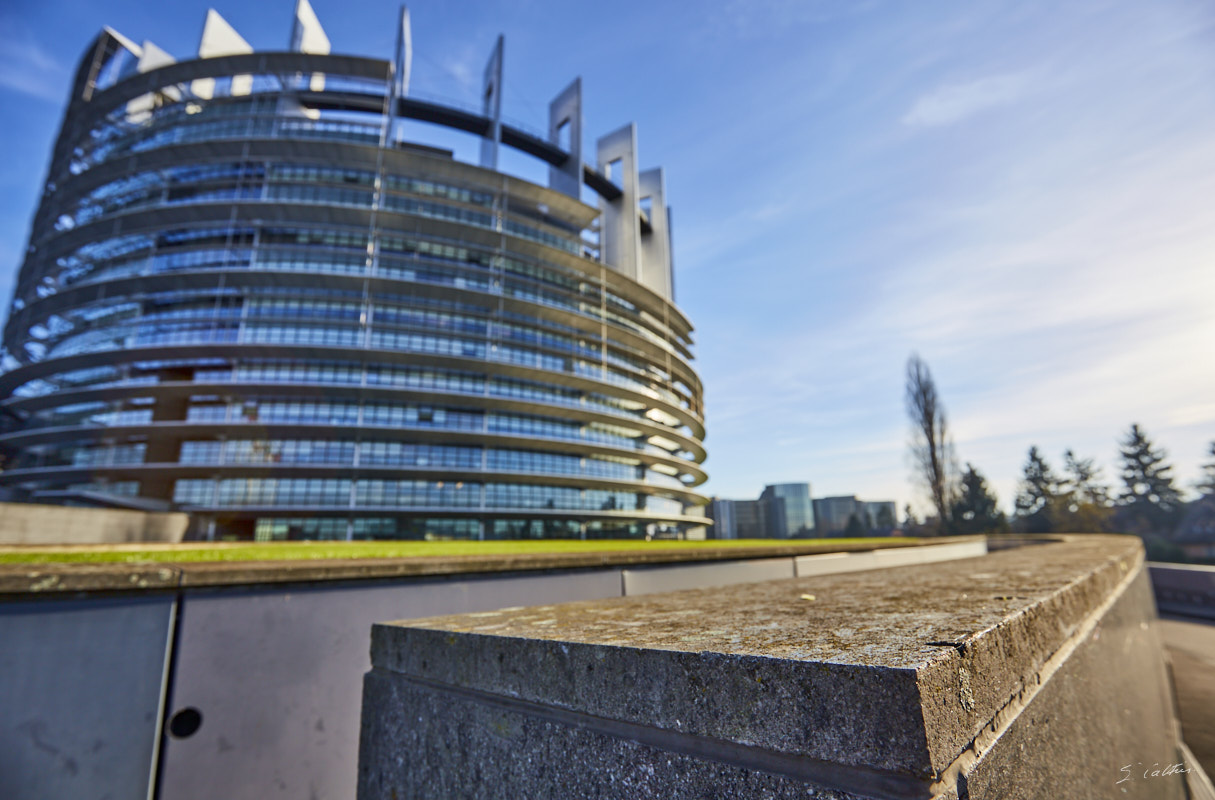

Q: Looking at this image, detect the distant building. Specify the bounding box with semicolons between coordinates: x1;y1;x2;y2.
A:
860;501;898;530
813;496;898;536
813;496;859;535
709;483;811;539
759;483;814;538
707;498;738;539
712;485;894;539
733;499;768;539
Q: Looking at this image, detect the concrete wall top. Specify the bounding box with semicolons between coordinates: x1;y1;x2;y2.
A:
363;535;1178;798
0;536;989;597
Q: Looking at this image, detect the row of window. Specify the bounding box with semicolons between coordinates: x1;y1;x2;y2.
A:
37;352;646;419
66;151;579;255
48;227;686;361
171;477;682;512
19;437;695;485
25;388;687;455
58;218;579;312
174;439;652;478
243;516;666;542
175;399;646;444
51;248;680;370
23;370;666;438
40;319;675;405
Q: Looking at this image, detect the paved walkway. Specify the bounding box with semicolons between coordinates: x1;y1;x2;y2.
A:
1160;615;1215;779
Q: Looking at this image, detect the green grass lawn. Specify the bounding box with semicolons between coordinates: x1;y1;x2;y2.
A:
0;538;883;565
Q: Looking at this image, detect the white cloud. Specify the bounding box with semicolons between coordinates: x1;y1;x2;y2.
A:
695;88;1215;507
902;72;1031;128
0;24;67;102
442;54;476;92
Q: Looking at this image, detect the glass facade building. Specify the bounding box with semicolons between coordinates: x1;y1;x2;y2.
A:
759;483;815;538
0;6;708;540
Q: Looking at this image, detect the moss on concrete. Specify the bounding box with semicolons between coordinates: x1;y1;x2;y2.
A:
0;538;884;565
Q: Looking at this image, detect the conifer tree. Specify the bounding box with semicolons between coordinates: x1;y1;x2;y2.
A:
1057;449;1113;532
949;463;1007;535
1014;446;1061;533
1116;424;1182;534
1197;441;1215;496
1063;450;1110;507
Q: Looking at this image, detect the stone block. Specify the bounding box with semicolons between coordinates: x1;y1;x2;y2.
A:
358;535;1190;799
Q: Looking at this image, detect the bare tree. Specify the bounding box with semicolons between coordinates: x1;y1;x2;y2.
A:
905;354;957;534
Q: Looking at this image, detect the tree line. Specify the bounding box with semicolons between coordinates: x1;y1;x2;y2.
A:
903;355;1215;544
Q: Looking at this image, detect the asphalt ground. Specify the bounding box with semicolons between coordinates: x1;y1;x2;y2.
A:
1160;614;1215;780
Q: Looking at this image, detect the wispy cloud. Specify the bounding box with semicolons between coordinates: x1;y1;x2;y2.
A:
704;0;880;41
902;72;1032;128
442;53;477;92
0;21;68;103
693;54;1215;504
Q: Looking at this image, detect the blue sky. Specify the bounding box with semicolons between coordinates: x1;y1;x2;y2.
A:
2;0;1213;513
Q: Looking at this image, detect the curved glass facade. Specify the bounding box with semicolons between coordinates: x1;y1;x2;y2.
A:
0;22;708;540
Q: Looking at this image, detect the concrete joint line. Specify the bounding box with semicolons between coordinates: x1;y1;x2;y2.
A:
928;550;1144;798
392;671;935;800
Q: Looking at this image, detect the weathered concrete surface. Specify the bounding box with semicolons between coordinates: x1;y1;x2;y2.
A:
0;502;187;545
360;670;861;800
0;536;985;595
359;535;1190;799
958;568;1184;799
0;563;183;597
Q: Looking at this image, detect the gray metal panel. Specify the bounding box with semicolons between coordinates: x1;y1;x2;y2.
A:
622;557;794;596
597;124;641;282
548;78;582;198
156;568;622;800
0;596;174;800
479;35;503;170
290;0;331;55
637;167;672;300
393;6;412;96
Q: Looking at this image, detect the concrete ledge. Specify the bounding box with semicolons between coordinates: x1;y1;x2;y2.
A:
359;535;1190;799
0;537;985;596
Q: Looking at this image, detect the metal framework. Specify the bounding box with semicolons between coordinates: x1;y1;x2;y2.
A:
0;6;706;541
